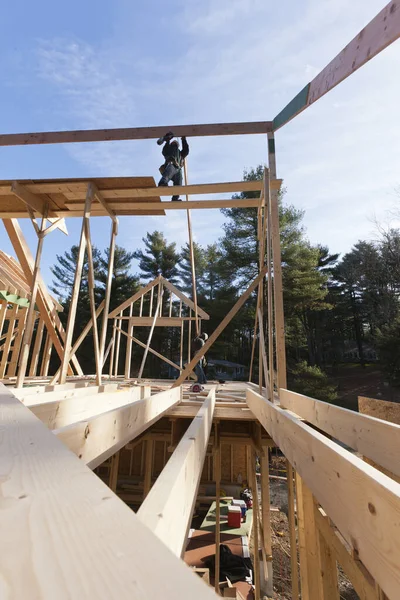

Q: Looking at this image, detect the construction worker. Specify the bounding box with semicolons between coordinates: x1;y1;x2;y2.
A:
157;131;189;201
192;332;208;385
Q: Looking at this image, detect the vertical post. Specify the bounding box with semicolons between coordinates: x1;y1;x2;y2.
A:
7;307;28;377
187;310;192;365
0;304;18;378
109;451;120;493
295;474;323;600
138;282;163;379
40;333;52;376
250;447;261;600
60;183;95;384
29;317;45;376
267;133;287;391
179;301;184;370
214;423;221;595
315;505;340;600
265;169;274;401
0;301;7;339
99;219;118;371
287;461;300;599
143;439;154;499
149;286;154;317
125;304;134;379
16;210;47;388
114;311;123;376
261;449;273;594
83;202;101;386
109;318;117;377
183;160;200;337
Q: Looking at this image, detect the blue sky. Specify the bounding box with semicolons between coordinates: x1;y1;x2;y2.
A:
1;0;400;287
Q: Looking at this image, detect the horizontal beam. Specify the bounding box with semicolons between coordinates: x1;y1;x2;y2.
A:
138;388;216;557
10;181;50;216
280;389;400;479
0;121;273;147
166;404;256;421
0;383;217;600
30;386;144;430
55;387;181;469
18;383;118;407
273;1;400;129
246;388;400;599
64;197;266;212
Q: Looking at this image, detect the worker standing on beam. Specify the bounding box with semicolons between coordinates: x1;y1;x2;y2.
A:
157;131;189;201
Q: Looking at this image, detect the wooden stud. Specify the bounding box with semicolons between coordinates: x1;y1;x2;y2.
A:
314;501;340;600
173;266;268;387
162;278;209;321
143;439;154;499
40;332;52;376
114;311;123;377
0;304;18;377
125;303;134;379
214;424;221;595
286;461;300;599
29;318;45;376
59;185;95;383
261;449;273;588
183;160;199;336
138;282;163;379
108;276;161;319
99;218;118;370
109;451;120;492
265;170;274;400
149;286;154;317
267;136;287;391
250;447;261;600
7;307;28;378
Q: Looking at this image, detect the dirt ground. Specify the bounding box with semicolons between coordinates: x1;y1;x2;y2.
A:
268;455;359;600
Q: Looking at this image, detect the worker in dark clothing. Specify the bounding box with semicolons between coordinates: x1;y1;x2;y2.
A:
192;332;208;384
157;131;189;201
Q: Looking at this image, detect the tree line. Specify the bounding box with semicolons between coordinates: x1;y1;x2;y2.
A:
49;165;400;401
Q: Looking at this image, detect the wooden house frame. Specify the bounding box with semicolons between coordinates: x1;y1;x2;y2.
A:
1;3;400;598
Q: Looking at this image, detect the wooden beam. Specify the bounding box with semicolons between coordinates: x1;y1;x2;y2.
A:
215;424;221;595
183;160;199;336
314;503;340;600
0;121;273;146
260;449;273;593
19;383;118;406
273;1;400;129
173;266;268;387
0;383;218;600
138;388;215;557
68;198;266;213
250;447;261;600
29;387;142;430
55;387;181;469
280;388;400;479
59;184;94;383
10;181;51;217
109;451;120;492
246;388;400;599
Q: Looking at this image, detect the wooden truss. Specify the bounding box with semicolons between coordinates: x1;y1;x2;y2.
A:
1;4;400;597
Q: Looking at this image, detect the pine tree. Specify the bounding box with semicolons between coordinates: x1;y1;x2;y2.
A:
133;231;180;283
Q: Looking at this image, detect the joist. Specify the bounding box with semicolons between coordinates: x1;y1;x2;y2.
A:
138;388;216;557
273;1;400;129
0;121;273;146
166;404;256;421
17;383;118;406
280;388;400;479
63;197;265;212
55;387;181;469
0;383;217;600
246;388;400;599
30;387;144;430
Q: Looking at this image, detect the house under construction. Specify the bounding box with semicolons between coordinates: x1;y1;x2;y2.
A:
1;3;400;599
